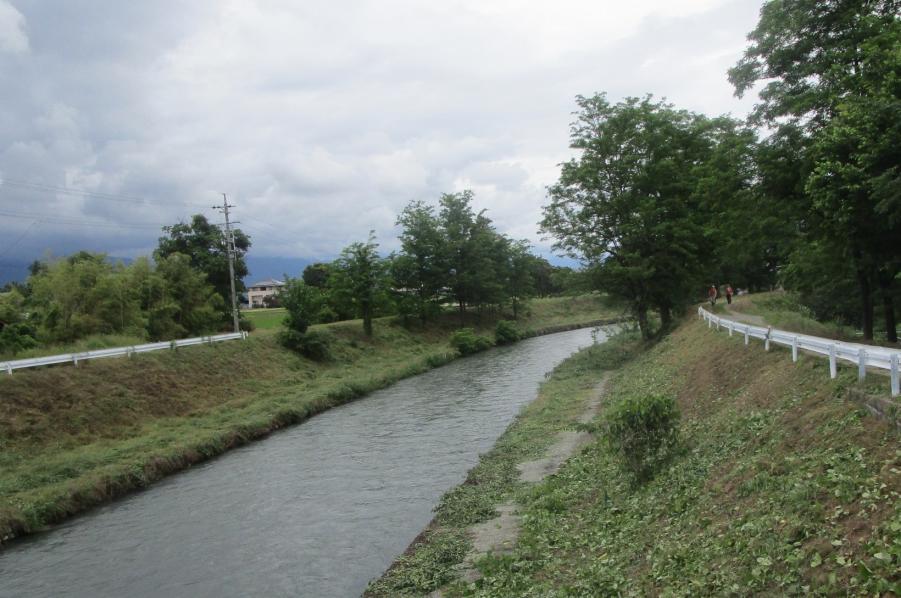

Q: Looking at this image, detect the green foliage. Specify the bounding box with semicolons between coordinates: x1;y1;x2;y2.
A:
365;529;469;596
277;328;332;361
280;278;322;334
541;94;727;338
330;233;390;337
0;322;38;356
449;328;493;356
604;392;681;483
493;320;520;345
730;0;900;342
156;214;251;326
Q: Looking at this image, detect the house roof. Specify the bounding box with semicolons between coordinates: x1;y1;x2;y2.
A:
248;278;285;288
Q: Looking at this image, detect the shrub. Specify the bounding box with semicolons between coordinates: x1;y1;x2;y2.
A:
278;328;333;361
449;328;493;356
604;393;680;483
238;318;255;333
494;320;520;345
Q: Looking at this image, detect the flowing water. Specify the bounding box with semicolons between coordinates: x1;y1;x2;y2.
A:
0;327;608;597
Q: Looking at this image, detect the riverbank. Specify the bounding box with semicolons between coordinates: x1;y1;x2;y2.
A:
368;314;899;596
0;295;621;544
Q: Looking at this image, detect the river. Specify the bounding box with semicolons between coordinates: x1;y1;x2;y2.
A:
0;326;608;597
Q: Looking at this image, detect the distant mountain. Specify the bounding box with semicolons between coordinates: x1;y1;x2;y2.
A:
243;256;321;285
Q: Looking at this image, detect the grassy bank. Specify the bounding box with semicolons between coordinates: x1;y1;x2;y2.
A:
0;294;620;544
369;313;899;596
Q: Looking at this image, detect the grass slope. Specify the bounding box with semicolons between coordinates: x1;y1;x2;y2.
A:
0;294;618;544
370;314;900;596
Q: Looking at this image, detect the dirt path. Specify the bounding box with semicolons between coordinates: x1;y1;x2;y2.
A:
723;303;766;327
447;374;612;588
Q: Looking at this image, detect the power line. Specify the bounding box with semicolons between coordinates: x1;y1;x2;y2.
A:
213;194;241;333
0;220;39;260
0;209;165;230
0;177;210;209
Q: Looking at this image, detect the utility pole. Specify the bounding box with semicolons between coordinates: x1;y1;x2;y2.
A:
214;193;241;333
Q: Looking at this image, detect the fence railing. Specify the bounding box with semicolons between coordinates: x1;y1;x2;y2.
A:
1;331;248;375
698;306;900;397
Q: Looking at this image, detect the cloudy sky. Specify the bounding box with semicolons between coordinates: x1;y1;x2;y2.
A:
0;0;763;281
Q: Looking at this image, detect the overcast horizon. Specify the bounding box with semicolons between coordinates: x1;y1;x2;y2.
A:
0;0;764;282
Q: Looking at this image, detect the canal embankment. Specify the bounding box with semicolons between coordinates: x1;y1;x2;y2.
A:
368;314;899;596
0;294;621;544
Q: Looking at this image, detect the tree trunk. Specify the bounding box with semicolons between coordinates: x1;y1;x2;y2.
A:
856;267;874;340
659;305;672;333
636;305;651;340
877;272;897;343
512;297;519;320
458;299;466;328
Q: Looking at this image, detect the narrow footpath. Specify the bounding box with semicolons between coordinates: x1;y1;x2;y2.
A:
433;374;611;595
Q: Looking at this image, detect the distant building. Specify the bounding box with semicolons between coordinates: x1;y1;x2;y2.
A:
246;279;285;308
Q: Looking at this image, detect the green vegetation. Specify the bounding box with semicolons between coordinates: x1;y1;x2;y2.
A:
370;316;899;596
728;292;859;341
538;1;899;343
449;329;493;356
0;294;617;543
603;391;680;483
493;320;519;345
243;307;286;330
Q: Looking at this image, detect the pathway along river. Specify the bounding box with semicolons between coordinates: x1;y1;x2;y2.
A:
0;327;608;597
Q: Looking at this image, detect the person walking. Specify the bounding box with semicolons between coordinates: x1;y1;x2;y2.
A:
725;284;734;305
708;284;717;306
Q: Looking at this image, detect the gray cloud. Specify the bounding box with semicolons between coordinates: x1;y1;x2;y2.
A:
0;0;763;278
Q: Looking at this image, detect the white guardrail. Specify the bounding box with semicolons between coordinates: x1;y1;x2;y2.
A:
698;306;900;397
1;331;248;375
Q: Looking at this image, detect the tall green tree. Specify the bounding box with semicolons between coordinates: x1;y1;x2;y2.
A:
541;94;712;338
156;214;251;326
505;239;536;320
730;0;900;340
394;200;446;324
330;233;389;337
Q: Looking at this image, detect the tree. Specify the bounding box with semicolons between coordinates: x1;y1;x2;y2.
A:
156;214;251;326
541;94;712;338
302;263;332;289
149;254;224;339
730;0;900;340
394;200;446;324
505;239;535;320
330;233;389;336
280;278;323;335
28;253;144;342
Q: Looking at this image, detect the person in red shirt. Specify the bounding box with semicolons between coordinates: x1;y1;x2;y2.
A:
725;284;734;305
707;284;717;306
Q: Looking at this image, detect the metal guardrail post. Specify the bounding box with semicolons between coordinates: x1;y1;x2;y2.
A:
858;349;867;381
5;363;11;375
729;321;734;337
765;327;771;351
792;336;798;362
891;354;899;397
829;344;837;379
708;315;712;329
744;325;749;346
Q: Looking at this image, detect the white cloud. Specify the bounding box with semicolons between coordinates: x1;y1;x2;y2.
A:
0;0;765;273
0;1;27;54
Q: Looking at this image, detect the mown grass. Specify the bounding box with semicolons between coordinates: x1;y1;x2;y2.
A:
0;333;150;361
243;307;287;330
0;295;618;543
369;315;900;596
728;292;859;341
